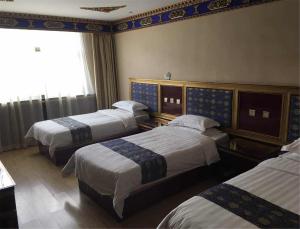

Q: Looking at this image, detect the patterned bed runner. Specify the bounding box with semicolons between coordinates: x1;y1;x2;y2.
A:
199;183;300;228
101;139;167;184
53;117;92;144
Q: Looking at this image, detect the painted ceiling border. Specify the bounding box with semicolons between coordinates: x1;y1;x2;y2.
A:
113;0;279;33
0;11;112;33
0;0;279;33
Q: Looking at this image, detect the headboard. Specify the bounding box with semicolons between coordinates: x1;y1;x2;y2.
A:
186;87;233;128
129;78;299;145
130;82;158;113
288;95;300;142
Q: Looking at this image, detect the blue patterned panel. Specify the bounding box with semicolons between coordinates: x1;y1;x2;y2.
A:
52;117;92;144
288;95;300;141
131;82;158;113
113;0;276;33
186;87;233;128
101;139;167;184
199;184;299;228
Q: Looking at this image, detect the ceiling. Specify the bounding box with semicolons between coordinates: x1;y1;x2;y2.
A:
0;0;186;21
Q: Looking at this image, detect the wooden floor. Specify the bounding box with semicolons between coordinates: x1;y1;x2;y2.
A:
0;147;220;228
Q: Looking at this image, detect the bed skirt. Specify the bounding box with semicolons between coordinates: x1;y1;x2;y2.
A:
78;164;219;221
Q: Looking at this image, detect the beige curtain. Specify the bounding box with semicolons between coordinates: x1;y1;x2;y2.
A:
0;99;44;152
82;33;118;109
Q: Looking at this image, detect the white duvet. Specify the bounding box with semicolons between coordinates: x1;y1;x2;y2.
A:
25;109;137;157
62;126;220;218
158;148;300;228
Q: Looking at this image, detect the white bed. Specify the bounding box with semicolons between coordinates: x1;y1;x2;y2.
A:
158;142;300;228
63;125;227;218
25;108;146;157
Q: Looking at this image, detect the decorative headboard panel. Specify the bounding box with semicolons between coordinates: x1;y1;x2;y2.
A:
131;82;158;113
129;78;299;145
287;95;300;141
186;87;233;128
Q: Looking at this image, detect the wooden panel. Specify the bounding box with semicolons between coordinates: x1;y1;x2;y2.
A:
129;78;299;145
238;92;283;137
160;85;183;116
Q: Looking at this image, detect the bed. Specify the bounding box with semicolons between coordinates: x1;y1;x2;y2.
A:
62;115;228;220
26;101;149;165
158;140;300;229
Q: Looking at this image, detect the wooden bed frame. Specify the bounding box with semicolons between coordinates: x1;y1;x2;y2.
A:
38;129;140;166
78;164;219;221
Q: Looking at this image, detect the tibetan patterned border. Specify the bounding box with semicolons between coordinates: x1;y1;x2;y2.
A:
131;82;158;113
113;0;277;33
287;95;300;142
0;12;111;33
186;87;233;128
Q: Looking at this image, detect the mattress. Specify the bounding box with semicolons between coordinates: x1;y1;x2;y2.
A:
63;125;222;218
25;108;139;157
158;148;300;228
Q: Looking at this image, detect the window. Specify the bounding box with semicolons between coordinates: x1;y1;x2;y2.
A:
0;29;93;103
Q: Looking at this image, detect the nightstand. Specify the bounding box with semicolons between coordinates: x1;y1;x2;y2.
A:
137;117;169;132
216;137;281;180
0;161;18;228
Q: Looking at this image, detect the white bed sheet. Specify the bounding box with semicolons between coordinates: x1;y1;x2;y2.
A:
63;126;220;218
158;150;300;229
25;109;138;156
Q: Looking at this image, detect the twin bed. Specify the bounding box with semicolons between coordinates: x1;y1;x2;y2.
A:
26;101;149;165
62;121;227;219
158;141;300;228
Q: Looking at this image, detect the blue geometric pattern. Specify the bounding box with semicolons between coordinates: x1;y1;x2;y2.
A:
0;0;275;34
113;0;276;33
131;82;158;113
0;14;111;33
199;184;300;229
186;87;233;128
52;117;92;144
101;139;167;184
288;95;300;141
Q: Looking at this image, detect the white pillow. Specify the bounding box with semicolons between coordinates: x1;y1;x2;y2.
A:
168;115;220;132
112;100;148;113
281;138;300;153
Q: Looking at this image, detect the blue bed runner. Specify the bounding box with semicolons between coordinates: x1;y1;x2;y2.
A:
199;183;300;228
101;138;167;184
52;117;92;144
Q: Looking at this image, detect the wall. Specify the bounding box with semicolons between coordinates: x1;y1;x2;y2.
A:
114;0;299;100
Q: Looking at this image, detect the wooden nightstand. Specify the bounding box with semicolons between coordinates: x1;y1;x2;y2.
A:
216;137;281;180
0;161;18;228
137;117;169;132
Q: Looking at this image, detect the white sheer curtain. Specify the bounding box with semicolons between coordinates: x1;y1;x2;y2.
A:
0;29;96;152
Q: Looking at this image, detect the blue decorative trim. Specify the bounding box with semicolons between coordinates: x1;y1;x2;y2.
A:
0;0;277;33
113;0;277;33
101;138;167;184
0;12;111;33
131;82;158;113
200;183;300;229
288;95;300;141
186;87;233;128
52;117;92;144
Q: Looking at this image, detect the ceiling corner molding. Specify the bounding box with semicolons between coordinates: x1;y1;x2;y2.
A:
0;11;112;33
113;0;279;33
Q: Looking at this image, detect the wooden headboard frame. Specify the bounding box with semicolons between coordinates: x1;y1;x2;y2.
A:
129;78;299;146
